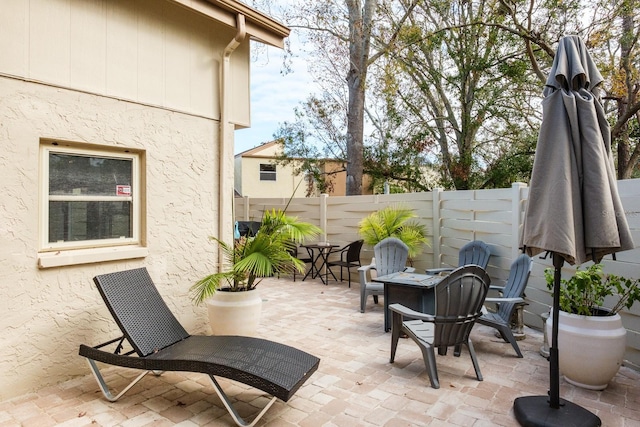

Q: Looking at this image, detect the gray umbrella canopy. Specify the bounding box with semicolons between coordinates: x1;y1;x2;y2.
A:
521;35;634;265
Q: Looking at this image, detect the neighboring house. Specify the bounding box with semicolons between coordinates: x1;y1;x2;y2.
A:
234;140;373;197
234;141;309;198
0;0;288;400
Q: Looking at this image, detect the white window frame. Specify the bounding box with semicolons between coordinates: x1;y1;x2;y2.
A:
38;141;146;267
259;163;277;181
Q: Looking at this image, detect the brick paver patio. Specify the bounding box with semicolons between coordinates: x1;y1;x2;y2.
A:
1;276;639;426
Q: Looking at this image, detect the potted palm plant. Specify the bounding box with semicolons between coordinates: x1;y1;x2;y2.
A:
190;209;321;336
358;204;429;261
545;263;640;389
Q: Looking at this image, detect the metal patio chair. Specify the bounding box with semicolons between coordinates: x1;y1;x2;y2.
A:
326;239;364;287
283;245;313;282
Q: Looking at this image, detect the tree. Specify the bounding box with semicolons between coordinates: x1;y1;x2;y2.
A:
260;0;639;192
376;0;541;189
602;0;640;178
344;0;376;195
275;0;543;191
271;0;420;195
270;0;377;195
496;0;640;178
272;90;349;196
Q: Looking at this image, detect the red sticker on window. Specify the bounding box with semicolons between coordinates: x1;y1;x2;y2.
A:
116;185;131;196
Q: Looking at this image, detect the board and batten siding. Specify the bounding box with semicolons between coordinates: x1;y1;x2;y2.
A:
0;0;251;125
235;179;640;369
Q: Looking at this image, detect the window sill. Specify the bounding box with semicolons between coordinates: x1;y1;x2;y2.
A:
38;246;148;269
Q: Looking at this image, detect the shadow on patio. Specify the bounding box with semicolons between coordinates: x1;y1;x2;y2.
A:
1;276;638;426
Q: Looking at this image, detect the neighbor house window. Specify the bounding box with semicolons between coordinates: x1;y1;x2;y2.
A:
40;142;141;252
259;163;276;181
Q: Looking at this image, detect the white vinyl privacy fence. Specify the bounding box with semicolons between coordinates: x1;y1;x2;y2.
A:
235;179;640;369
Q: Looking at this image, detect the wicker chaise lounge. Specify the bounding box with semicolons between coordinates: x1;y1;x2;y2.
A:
79;268;320;427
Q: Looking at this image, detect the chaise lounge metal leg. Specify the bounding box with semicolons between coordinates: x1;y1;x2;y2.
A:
85;358;150;402
209;376;278;427
86;357;277;427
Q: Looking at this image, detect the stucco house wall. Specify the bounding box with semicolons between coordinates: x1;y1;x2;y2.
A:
0;0;288;401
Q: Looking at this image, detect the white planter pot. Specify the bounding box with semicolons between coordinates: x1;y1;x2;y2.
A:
206;289;262;337
546;310;627;390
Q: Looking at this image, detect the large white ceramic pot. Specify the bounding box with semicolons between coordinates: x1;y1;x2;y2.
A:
546;310;627;390
206;289;262;337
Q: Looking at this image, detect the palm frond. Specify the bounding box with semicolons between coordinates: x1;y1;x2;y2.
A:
358;204;429;258
190;209;322;304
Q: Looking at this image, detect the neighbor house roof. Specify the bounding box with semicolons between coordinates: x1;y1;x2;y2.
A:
172;0;290;47
236;140;280;157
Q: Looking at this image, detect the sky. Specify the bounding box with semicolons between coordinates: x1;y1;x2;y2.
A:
234;42;314;154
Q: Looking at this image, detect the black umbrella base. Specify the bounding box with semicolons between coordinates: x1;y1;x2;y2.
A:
514;396;601;427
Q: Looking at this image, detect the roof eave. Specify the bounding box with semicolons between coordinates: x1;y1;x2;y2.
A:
170;0;290;48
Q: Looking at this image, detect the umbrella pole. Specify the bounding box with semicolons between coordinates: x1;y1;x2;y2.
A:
549;252;562;407
512;252;601;427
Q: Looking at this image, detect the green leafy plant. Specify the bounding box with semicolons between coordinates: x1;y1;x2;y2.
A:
545;263;640;316
190;209;321;304
357;204;429;259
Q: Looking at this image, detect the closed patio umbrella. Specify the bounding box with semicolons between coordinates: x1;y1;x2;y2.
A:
515;35;635;427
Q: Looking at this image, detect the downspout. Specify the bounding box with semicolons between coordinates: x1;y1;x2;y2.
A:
218;14;246;267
